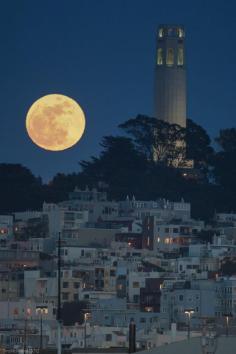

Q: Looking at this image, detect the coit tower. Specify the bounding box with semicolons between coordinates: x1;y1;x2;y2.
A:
154;25;187;128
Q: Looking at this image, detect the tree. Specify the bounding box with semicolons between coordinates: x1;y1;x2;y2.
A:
209;128;236;213
186;119;214;168
0;164;44;213
80;136;148;199
119;115;186;166
61;301;89;325
215;128;236;152
46;172;86;202
220;258;236;276
212;128;236;187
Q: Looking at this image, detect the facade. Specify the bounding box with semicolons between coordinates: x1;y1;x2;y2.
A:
154;25;186;127
119;197;191;221
0;215;13;240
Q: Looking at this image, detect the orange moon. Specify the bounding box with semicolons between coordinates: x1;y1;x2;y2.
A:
26;94;86;151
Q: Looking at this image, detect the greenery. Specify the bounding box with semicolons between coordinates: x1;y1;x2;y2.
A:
0;116;236;221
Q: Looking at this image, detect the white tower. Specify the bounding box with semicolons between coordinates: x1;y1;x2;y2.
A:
154;25;187;127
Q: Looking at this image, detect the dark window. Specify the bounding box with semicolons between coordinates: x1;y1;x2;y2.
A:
63;282;69;288
62;293;69;300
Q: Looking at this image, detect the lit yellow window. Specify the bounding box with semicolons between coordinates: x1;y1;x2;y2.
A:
177;48;184;66
166;48;174;66
157;48;163;65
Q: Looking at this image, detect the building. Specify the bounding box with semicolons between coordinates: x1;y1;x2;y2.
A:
154;24;186;127
0;215;13;240
119;197;191;221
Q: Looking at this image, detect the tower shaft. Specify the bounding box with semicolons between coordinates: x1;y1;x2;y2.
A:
154;25;187;127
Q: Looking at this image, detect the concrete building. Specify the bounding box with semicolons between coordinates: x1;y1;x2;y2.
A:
0;215;13;240
43;202;89;237
119;197;191;221
215;276;236;317
154;25;186;127
59;188;118;223
160;279;216;327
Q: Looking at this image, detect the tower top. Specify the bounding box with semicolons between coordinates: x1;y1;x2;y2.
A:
158;25;185;39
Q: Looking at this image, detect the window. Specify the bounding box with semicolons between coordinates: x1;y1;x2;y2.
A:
166;48;174;66
133;282;140;288
63;282;69;288
159;28;163;38
178;28;184;38
157;48;163;65
177;48;184;66
62;292;69;300
106;334;112;341
74;282;80;289
179;295;184;301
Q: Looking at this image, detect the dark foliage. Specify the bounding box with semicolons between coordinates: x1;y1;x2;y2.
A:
61;301;89;325
0;164;44;213
220;258;236;276
186;119;214;169
1;117;236;221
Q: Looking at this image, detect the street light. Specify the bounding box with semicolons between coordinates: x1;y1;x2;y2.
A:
84;312;90;349
36;305;48;351
184;309;195;340
223;313;233;336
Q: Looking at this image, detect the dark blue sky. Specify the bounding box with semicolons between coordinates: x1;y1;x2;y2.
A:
1;0;236;181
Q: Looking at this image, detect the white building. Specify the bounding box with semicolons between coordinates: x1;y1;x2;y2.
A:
0;215;13;239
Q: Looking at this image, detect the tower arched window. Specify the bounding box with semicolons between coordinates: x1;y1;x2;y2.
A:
177;48;184;66
178;28;184;38
159;28;163;38
166;48;174;66
157;48;163;65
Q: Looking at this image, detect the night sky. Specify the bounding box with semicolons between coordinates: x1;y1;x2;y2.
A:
1;0;236;181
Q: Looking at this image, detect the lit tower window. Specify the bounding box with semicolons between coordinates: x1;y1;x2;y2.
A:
166;48;174;66
159;28;163;38
157;48;163;65
178;28;184;38
177;48;184;66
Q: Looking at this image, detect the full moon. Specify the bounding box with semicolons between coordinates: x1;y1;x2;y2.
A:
26;94;86;151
